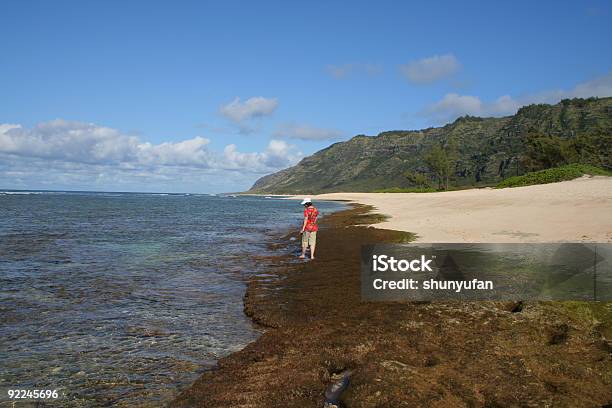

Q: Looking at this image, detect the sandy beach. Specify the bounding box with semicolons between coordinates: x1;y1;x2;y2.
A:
296;176;612;243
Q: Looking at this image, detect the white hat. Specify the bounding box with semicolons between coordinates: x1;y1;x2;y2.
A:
300;197;312;205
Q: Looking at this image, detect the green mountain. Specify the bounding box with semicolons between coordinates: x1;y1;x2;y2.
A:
249;97;612;194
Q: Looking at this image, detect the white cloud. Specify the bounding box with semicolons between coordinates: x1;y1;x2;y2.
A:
0;124;21;134
0;120;140;164
219;96;278;123
528;71;612;103
400;54;461;84
326;63;382;79
222;139;302;172
421;93;519;124
0;119;210;166
273;123;343;141
326;64;354;79
136;137;213;167
0;120;303;192
420;71;612;124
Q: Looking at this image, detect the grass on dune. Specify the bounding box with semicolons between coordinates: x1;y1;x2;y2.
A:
496;164;611;189
373;187;438;193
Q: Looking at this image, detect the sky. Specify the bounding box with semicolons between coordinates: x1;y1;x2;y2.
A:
1;0;611;193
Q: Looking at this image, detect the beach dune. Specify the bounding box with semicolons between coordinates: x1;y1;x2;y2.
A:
298;176;612;243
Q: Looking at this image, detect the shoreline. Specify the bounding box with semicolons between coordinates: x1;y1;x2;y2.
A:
287;176;612;243
173;204;612;407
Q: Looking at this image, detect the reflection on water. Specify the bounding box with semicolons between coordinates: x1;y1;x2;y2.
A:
0;192;341;406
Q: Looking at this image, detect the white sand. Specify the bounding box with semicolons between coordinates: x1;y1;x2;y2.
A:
292;176;612;243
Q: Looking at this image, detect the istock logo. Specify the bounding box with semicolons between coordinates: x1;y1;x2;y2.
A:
372;254;434;272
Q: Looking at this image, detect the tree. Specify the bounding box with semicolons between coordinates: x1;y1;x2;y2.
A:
424;142;457;190
404;171;430;188
522;131;610;171
571;130;610;169
523;132;572;171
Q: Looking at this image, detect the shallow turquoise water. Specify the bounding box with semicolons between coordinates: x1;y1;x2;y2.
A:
0;191;342;406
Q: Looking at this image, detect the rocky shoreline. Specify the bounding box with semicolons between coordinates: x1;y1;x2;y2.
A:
173;205;612;407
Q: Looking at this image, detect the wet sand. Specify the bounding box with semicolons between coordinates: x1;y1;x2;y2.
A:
295;176;612;243
173;205;612;407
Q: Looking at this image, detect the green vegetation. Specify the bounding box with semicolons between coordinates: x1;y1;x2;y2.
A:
373;187;437;193
249;97;612;194
424;140;458;190
544;301;612;339
495;164;611;188
403;171;431;188
523;130;610;171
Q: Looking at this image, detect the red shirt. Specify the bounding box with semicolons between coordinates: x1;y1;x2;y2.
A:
304;206;319;232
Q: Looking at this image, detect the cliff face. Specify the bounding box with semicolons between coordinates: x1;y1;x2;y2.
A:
249;97;612;194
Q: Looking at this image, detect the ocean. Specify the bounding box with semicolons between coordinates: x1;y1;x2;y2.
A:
0;191;343;406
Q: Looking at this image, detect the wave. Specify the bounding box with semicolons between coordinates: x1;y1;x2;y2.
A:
0;191;46;195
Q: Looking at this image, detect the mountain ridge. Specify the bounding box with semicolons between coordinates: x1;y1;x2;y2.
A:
249;97;611;194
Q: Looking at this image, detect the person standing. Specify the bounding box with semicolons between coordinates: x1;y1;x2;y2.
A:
299;197;318;260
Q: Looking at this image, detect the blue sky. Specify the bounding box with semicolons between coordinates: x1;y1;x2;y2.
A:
1;0;611;193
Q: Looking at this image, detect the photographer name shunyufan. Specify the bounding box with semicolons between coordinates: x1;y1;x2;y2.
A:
373;278;494;293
